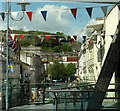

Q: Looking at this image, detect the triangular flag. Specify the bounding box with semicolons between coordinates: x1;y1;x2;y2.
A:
27;35;32;39
118;5;120;10
45;35;50;41
111;35;114;38
73;35;77;40
41;11;47;21
20;35;23;40
11;12;18;20
70;8;77;19
102;35;105;40
41;37;44;43
35;36;39;41
88;40;91;44
101;6;108;16
54;38;57;44
26;11;33;21
82;36;86;40
86;8;93;18
71;39;74;43
55;36;59;40
0;12;5;21
14;35;17;41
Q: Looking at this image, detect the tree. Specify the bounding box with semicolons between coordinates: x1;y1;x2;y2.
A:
53;46;61;52
65;63;76;81
48;61;67;80
66;63;76;76
61;44;72;52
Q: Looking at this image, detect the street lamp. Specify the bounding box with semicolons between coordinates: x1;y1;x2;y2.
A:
6;0;30;109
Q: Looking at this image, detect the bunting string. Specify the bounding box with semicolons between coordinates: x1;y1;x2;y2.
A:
0;5;114;21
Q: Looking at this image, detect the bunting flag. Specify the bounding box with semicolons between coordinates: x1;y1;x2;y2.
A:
73;35;77;40
70;8;77;19
86;8;93;18
88;40;91;45
71;39;74;43
14;35;17;41
11;12;18;20
82;36;86;40
102;35;105;40
45;35;50;41
54;38;57;44
0;12;5;21
35;36;39;41
111;35;114;38
41;11;47;21
117;5;120;10
20;35;23;40
101;6;108;16
26;11;33;21
41;37;44;43
55;36;59;40
27;35;32;39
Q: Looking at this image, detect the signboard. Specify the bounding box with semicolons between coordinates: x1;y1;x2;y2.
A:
8;62;14;73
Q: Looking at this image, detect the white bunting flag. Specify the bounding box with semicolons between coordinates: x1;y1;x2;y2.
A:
11;12;18;20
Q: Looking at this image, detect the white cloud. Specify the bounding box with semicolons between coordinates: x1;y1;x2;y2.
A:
0;5;73;34
0;4;97;42
72;19;97;42
86;19;97;26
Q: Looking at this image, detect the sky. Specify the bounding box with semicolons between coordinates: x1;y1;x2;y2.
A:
0;1;113;41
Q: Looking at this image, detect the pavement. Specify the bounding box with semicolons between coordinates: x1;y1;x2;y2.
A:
9;101;120;111
10;103;54;110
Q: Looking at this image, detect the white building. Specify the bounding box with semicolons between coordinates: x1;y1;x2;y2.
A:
20;45;45;83
78;5;120;96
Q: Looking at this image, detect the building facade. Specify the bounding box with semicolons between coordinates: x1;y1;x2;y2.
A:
78;5;120;95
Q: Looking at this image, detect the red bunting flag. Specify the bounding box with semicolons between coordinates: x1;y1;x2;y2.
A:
20;35;23;40
88;40;91;45
54;38;57;44
73;35;77;40
14;35;17;41
70;8;77;19
45;35;50;41
26;11;33;21
35;36;39;41
71;39;74;43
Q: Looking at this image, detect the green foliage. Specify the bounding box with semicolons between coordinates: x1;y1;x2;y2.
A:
48;61;76;80
66;63;76;76
53;44;72;52
61;44;72;52
18;35;35;47
48;61;67;79
53;46;61;52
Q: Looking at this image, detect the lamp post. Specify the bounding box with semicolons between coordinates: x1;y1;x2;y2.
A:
5;0;30;109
